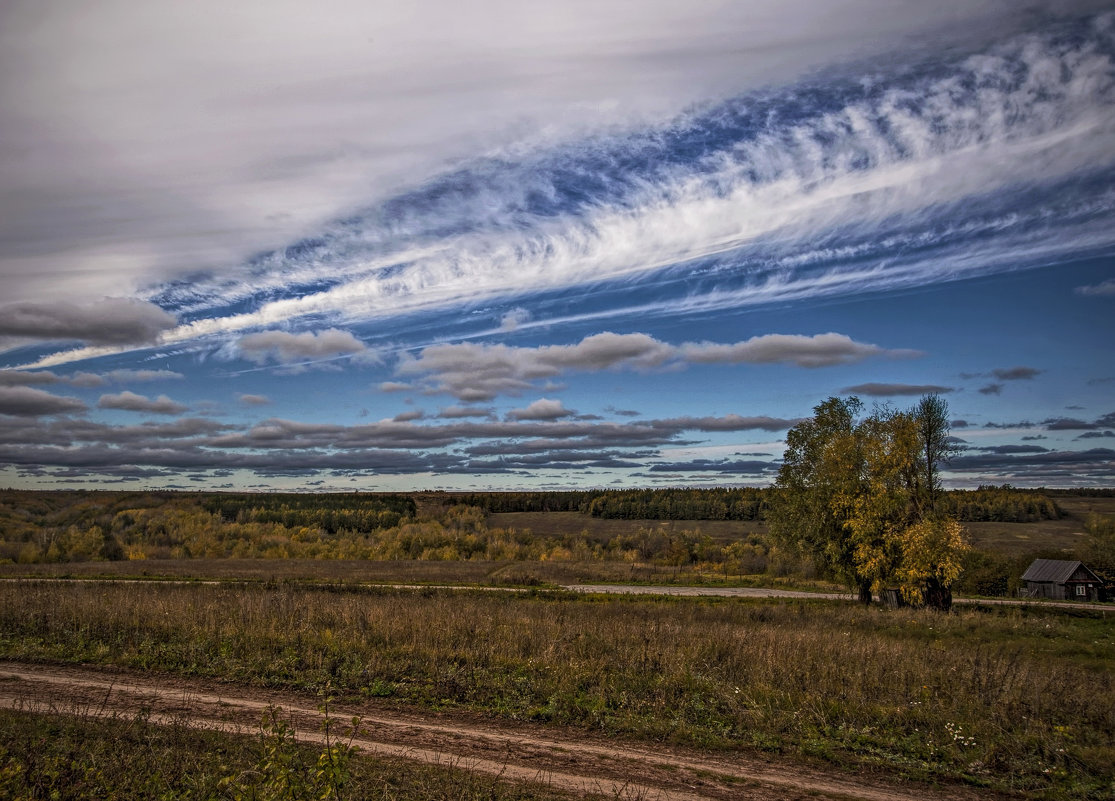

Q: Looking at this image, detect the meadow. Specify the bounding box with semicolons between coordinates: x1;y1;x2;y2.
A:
1;580;1113;799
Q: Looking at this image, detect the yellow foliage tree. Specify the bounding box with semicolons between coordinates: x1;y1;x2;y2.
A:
896;517;969;608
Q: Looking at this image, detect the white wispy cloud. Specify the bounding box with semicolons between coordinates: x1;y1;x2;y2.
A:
12;9;1115;370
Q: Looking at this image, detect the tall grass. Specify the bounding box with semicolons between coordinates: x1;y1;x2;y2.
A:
1;581;1112;798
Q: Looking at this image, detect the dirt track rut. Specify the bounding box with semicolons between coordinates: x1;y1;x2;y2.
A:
0;661;996;801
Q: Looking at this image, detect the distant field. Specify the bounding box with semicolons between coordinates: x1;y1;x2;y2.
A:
487;511;768;542
964;495;1115;555
490;503;1104;557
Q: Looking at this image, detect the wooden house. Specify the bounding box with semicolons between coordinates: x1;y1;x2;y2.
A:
1020;559;1102;601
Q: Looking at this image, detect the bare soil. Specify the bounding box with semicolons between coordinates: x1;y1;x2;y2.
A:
0;661;1001;801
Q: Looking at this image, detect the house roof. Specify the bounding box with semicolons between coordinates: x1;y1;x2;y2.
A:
1021;558;1098;583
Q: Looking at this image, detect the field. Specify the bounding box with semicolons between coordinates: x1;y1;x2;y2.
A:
1;489;1113;799
1;578;1114;799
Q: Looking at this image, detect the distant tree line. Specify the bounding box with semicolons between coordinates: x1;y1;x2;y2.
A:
451;485;1058;523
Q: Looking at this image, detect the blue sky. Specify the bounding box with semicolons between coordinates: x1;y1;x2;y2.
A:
1;1;1114;490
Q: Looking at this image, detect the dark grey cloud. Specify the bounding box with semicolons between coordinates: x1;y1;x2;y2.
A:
0;409;797;479
0;386;87;417
0;370;62;387
1044;417;1099;430
97;391;189;415
992;366;1042;380
392;410;425;422
972;444;1051;454
398;332;917;400
841;382;953;396
950;419;969;428
0;299;175;345
950;447;1115;472
648;459;776;474
1077;431;1115;439
979;383;1003;395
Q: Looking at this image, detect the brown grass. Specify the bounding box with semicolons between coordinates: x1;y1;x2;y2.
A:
1;580;1112;798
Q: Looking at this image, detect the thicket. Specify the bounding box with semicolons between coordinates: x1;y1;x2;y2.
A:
1;582;1112;799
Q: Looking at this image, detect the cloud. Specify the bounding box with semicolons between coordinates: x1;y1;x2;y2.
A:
0;386;88;417
499;308;532;332
1077;430;1115;439
0;409;801;480
1044;417;1100;430
0;370;62;387
506;399;575;421
398;332;913;400
992;366;1042;381
979;383;1004;395
648;459;777;475
236;328;374;366
237;394;271;406
437;405;495;419
841;382;953;396
15;9;1115;371
1075;278;1115;296
0;299;175;345
685;334;921;368
392;410;425;422
97;391;189;415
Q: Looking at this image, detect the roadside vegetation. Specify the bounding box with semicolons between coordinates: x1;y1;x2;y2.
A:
1;580;1112;798
0;704;580;801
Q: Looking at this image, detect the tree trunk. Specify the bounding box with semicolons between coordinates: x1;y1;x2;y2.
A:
858;582;873;605
923;578;952;611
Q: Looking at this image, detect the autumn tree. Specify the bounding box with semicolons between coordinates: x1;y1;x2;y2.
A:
769;394;967;609
768;396;875;603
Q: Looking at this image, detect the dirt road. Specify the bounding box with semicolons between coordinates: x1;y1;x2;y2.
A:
0;661;993;801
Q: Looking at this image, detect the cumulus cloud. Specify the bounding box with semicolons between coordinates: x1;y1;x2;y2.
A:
398;331;913;400
0;299;175;345
97;391;189;415
507;399;575;421
236;328;374;366
0;386;87;416
841;382;953;396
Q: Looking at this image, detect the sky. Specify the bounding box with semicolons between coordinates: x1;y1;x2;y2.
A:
1;0;1114;492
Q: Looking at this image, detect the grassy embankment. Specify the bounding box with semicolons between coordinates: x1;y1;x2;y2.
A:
1;580;1112;799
